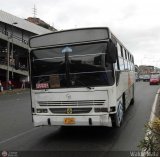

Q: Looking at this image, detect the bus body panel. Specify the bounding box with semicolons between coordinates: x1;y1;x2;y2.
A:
116;70;135;108
29;28;109;48
31;87;116;127
33;114;112;127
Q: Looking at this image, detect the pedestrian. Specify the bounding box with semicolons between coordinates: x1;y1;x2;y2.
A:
21;79;25;89
0;80;3;92
8;80;12;90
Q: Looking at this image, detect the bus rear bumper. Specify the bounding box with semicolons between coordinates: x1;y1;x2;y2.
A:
33;114;112;127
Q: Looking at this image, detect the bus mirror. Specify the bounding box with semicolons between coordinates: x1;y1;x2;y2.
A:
106;41;117;63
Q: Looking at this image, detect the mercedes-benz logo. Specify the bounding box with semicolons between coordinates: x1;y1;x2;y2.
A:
66;93;71;100
67;108;72;114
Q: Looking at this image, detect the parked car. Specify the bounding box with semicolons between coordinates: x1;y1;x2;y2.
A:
143;75;150;82
139;75;144;81
150;74;160;85
135;73;140;82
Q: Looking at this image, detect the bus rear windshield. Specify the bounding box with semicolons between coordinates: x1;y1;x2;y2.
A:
30;42;114;89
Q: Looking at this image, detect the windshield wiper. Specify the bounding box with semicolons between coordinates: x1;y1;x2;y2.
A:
76;80;93;90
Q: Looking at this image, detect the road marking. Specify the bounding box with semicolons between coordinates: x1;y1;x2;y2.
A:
150;89;160;121
0;127;39;145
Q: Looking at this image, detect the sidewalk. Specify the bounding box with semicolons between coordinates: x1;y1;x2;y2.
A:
140;88;160;154
150;88;160;121
0;88;29;96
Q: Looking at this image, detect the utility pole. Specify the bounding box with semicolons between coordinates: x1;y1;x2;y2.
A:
11;22;18;79
33;4;37;18
6;37;10;88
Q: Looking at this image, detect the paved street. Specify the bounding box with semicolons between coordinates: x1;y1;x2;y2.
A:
0;82;159;153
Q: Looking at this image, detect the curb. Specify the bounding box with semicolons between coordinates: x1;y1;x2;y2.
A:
150;88;160;121
141;89;160;155
0;88;29;96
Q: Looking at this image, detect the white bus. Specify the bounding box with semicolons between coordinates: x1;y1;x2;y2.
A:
29;27;135;127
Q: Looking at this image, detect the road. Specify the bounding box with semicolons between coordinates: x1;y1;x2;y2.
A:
0;82;159;156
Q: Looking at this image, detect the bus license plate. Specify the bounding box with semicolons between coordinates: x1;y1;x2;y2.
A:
64;118;75;124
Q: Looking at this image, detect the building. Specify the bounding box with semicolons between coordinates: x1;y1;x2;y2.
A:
139;65;154;75
135;65;140;73
0;10;54;89
26;17;56;31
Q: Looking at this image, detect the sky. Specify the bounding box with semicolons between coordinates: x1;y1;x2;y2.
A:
1;0;160;67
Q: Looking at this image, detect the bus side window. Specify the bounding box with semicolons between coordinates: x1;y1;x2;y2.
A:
117;43;121;57
115;61;119;70
125;50;129;70
124;59;128;70
131;62;134;71
124;50;127;60
119;57;125;71
120;46;123;58
115;59;120;85
130;62;133;70
128;61;131;70
115;44;120;70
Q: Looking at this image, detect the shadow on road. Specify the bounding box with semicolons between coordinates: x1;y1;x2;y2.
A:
43;126;118;142
35;105;137;151
36;125;123;151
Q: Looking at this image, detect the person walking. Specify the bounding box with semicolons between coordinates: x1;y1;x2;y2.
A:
0;80;3;92
21;79;25;89
8;80;12;90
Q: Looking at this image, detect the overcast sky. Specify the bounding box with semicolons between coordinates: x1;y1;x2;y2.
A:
1;0;160;67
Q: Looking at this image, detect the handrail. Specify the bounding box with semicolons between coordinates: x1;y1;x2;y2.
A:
0;58;28;71
0;28;28;45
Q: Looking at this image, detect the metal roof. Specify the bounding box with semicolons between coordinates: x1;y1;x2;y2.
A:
0;10;52;35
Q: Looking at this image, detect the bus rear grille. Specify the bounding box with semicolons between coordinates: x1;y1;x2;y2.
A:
38;100;105;106
49;108;92;114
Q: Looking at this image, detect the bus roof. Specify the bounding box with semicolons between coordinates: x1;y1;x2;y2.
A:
29;27;110;48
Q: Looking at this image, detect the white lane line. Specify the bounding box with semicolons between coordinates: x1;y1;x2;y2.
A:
0;127;39;145
150;89;160;121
